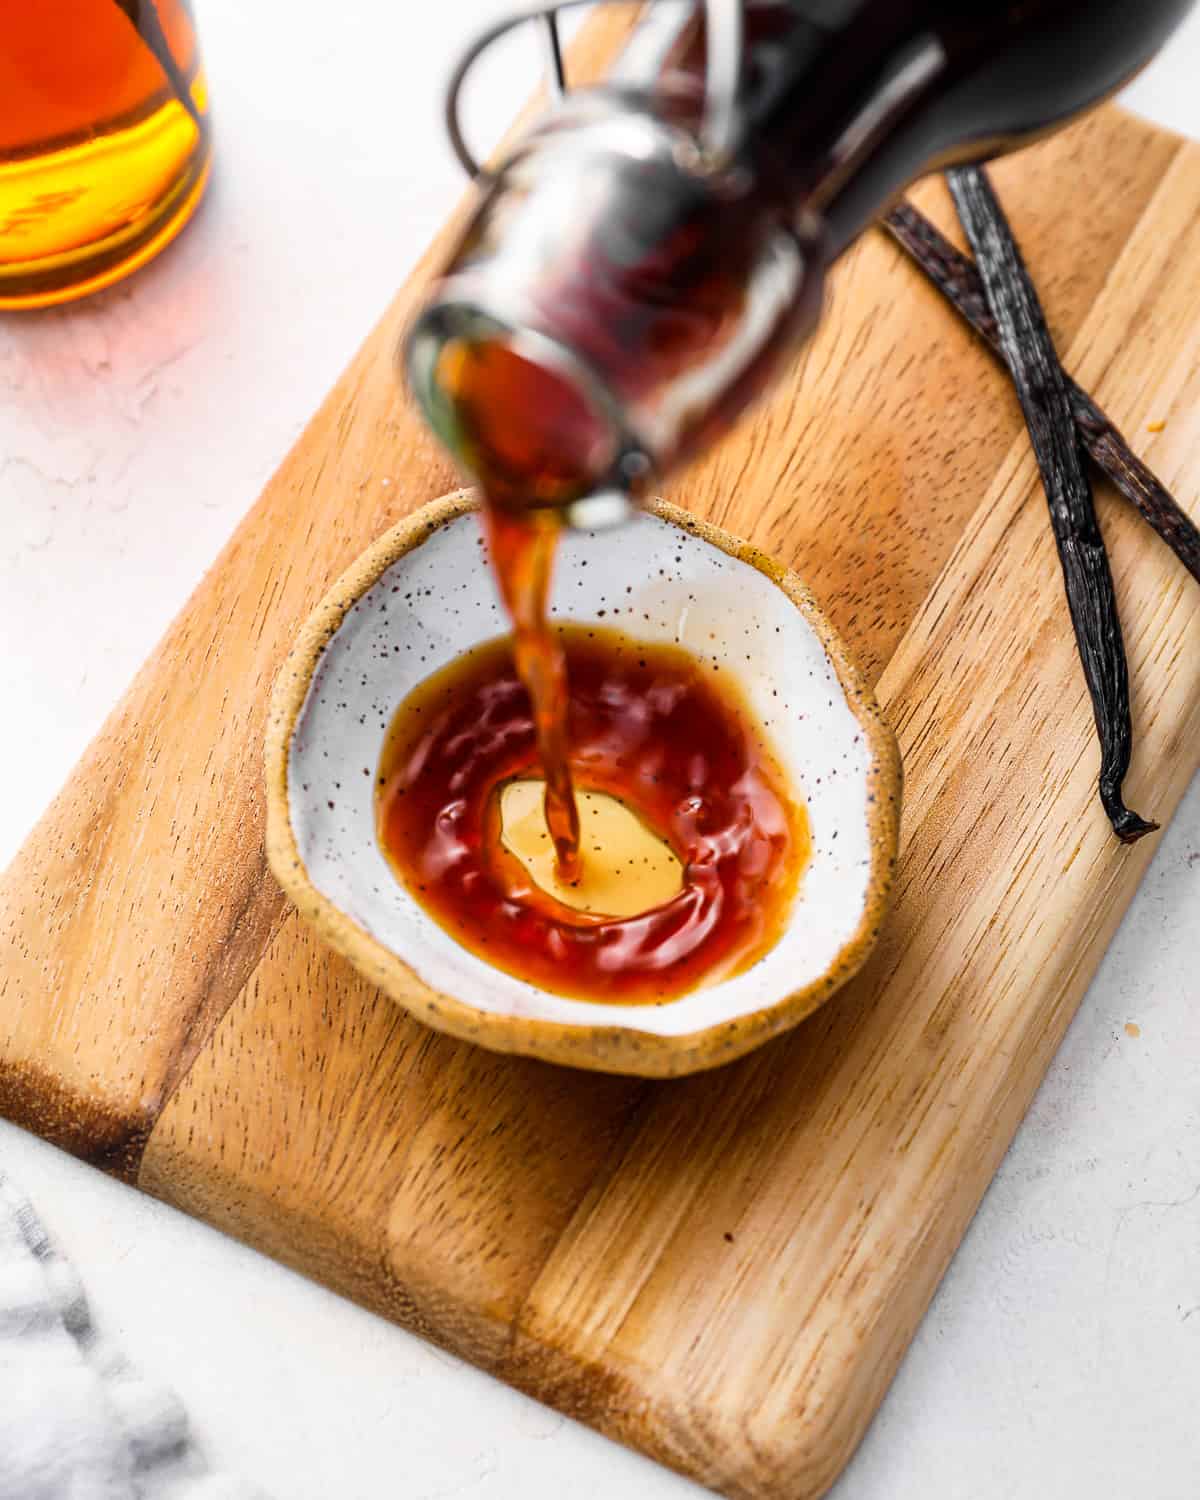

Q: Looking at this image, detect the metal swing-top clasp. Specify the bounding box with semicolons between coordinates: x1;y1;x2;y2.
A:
444;0;747;180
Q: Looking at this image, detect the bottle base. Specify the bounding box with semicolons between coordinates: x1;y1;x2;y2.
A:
0;145;211;311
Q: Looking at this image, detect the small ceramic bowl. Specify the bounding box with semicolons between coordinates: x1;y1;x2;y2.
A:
265;492;901;1077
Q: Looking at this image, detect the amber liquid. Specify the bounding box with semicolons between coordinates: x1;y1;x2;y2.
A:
483;506;582;881
377;627;806;1004
404;234;811;1001
431;333;617;879
0;0;210;308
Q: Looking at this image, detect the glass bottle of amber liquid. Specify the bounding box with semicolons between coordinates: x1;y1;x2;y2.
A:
0;0;210;309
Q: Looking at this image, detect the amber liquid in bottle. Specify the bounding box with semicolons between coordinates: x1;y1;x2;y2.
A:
0;0;210;308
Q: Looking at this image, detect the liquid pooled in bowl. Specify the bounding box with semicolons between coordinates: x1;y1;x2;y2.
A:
376;625;808;1004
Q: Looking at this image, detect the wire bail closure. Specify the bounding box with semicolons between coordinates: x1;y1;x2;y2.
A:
445;0;744;180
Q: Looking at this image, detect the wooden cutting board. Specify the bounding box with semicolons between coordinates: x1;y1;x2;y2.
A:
2;11;1199;1495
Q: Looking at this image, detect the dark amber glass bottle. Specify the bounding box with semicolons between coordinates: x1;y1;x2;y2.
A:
407;0;1195;517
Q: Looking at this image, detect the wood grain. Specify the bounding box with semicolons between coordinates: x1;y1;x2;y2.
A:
1;22;1198;1498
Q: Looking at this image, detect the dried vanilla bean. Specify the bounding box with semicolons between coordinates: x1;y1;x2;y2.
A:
884;202;1200;587
946;165;1157;843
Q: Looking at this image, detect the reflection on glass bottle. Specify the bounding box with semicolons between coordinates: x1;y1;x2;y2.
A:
0;0;211;308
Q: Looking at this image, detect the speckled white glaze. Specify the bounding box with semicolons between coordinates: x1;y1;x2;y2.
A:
285;502;888;1039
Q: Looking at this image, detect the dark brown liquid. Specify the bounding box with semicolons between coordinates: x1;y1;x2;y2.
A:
482;505;580;881
432;332;603;877
376;626;806;1004
403;214;819;998
393;311;808;1001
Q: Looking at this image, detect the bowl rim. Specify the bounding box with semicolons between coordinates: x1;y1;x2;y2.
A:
265;490;902;1078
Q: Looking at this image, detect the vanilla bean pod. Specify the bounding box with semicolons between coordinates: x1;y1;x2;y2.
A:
946;165;1157;843
883;201;1200;587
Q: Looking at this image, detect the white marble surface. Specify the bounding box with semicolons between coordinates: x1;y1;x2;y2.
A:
2;4;1198;1497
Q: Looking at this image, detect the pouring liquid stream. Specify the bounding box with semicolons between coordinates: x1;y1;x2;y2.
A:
434;331;618;885
483;505;582;883
385;324;807;1001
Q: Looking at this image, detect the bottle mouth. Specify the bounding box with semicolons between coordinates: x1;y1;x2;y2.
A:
404;300;645;527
